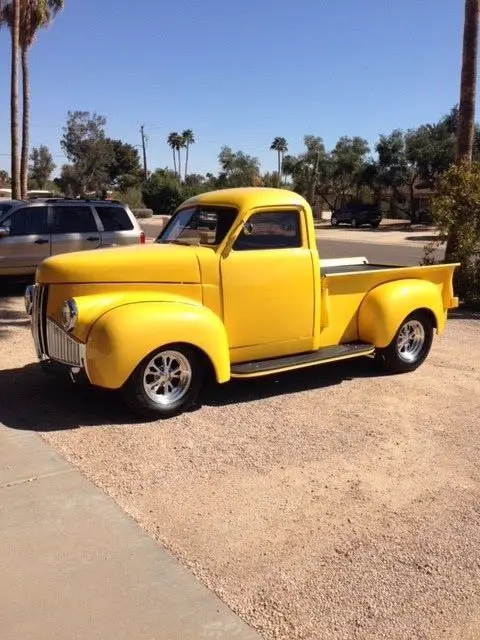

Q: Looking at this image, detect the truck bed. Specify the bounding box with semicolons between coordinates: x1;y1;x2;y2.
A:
320;262;402;276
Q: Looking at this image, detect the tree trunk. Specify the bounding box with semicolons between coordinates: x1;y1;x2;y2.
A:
177;149;182;182
172;149;177;178
277;151;281;187
10;0;21;200
185;144;189;179
20;45;30;199
456;0;480;163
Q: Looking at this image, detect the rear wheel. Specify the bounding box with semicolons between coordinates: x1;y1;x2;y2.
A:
330;216;339;226
370;221;380;229
351;218;358;228
122;344;203;420
375;311;434;374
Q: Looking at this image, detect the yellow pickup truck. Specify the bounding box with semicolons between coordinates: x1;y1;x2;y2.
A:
25;188;459;419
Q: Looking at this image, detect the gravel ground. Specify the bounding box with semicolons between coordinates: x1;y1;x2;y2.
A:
1;294;480;640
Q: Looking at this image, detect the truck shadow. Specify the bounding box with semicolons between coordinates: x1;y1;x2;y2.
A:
0;358;386;432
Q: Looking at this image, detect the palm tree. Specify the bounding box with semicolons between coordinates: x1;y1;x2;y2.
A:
7;0;20;199
176;134;184;182
167;132;179;179
456;0;480;163
270;137;288;187
1;0;63;198
182;129;195;179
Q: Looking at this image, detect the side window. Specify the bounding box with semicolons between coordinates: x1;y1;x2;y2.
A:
233;211;302;251
52;205;98;234
94;205;134;231
3;206;49;236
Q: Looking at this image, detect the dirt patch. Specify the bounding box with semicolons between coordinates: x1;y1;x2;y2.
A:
1;297;480;639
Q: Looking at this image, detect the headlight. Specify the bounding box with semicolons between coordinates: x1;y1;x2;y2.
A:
61;299;78;332
24;285;34;315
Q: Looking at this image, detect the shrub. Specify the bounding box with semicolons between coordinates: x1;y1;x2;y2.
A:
425;161;480;307
132;208;153;219
112;187;144;209
141;172;184;214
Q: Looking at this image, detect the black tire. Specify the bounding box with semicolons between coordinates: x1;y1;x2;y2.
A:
370;221;380;229
122;344;203;420
374;311;434;374
331;216;339;226
351;218;358;228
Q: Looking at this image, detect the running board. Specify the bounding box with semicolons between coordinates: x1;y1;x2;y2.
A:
230;342;375;377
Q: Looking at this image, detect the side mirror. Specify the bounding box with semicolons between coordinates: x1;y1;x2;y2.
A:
0;226;9;238
243;221;254;236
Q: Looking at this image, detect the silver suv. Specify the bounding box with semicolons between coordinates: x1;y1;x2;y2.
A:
0;198;145;277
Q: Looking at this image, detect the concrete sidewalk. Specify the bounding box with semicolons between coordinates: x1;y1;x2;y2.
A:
0;425;260;640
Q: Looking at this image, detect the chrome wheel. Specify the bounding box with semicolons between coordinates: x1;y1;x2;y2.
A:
143;350;193;406
396;320;425;363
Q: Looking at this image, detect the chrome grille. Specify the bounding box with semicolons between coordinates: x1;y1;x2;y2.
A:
45;319;82;366
31;284;48;357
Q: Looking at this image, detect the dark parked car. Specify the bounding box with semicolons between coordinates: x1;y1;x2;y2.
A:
330;204;382;228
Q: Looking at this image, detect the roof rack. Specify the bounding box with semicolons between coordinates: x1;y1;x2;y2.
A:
34;197;124;204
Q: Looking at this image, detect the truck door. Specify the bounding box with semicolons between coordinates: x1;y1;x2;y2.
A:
220;208;315;359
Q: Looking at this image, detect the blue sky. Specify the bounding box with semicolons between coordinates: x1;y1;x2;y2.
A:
0;0;469;177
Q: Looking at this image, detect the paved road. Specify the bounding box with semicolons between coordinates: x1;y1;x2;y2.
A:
315;238;444;266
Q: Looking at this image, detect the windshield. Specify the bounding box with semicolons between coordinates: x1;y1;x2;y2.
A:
156;205;238;246
0;201;16;219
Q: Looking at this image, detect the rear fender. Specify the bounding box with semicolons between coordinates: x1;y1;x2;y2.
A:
85;301;230;389
358;279;445;348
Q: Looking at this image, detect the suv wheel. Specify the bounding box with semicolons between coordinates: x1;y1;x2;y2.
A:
351;218;358;228
331;215;339;226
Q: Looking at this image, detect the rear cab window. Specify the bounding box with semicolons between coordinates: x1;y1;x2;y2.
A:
233;210;302;251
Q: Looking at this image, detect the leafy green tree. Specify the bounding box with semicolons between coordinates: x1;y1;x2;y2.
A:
0;170;11;187
105;138;142;189
427;161;480;305
218;146;261;187
141;169;183;214
182;129;195;179
270;137;288;186
29;144;55;188
60;110;114;196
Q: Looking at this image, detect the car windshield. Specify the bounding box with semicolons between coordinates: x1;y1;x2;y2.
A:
156;205;238;246
0;201;16;219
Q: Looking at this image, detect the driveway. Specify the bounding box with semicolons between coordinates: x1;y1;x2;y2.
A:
1;295;479;640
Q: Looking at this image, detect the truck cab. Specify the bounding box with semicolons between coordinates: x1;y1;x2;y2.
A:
26;188;459;420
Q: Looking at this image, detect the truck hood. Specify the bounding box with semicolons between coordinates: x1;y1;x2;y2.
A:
36;244;202;285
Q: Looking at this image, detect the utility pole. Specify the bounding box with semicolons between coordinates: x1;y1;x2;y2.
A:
140;125;148;180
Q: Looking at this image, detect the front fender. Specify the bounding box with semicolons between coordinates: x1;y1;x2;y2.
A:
358;278;445;348
85;301;230;389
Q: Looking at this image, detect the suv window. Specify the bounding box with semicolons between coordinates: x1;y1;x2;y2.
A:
3;206;49;236
52;205;98;234
94;204;134;231
233;211;301;251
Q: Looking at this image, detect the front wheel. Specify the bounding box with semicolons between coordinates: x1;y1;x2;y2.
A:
351;218;358;228
374;311;434;374
331;216;339;226
122;344;203;420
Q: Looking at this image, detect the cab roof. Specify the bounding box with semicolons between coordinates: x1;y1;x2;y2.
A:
181;187;310;211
